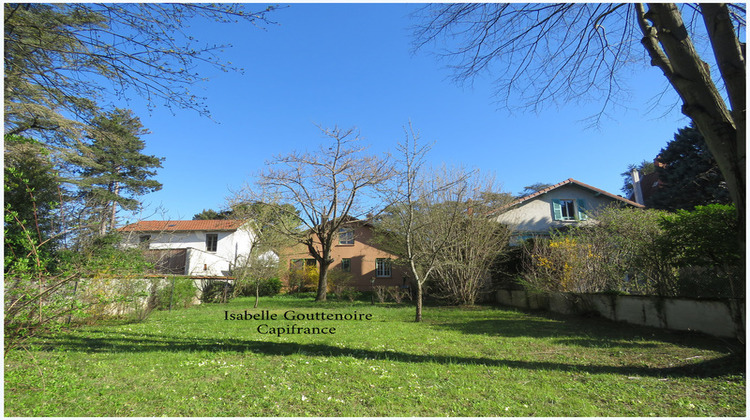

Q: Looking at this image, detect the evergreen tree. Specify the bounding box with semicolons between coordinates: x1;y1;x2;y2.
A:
4;134;63;264
518;183;552;198
193;209;229;220
650;125;730;211
72;109;164;236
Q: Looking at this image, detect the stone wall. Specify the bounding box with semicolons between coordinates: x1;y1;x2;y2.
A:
75;276;209;317
496;289;745;339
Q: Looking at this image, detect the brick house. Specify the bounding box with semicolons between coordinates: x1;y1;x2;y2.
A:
281;219;408;292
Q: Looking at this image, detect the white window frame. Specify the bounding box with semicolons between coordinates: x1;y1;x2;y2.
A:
559;199;575;221
338;227;354;245
376;258;391;278
552;199;588;221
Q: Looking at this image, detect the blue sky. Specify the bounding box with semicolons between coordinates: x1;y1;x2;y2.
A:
121;3;690;223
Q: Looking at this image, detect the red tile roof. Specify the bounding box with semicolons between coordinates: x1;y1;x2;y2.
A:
119;220;246;232
488;178;644;215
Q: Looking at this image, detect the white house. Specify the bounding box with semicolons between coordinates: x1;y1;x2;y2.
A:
490;178;644;243
119;220;256;277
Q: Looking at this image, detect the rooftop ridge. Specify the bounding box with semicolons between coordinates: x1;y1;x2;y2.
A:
119;219;246;232
487;178;643;216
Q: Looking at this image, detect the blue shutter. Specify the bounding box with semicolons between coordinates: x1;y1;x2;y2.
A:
577;199;588;220
552;199;563;221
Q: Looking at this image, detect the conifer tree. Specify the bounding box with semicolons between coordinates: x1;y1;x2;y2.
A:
651;126;730;211
72;109;163;236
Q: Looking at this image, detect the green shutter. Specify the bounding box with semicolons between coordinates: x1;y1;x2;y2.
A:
552;199;563;220
577;199;588;220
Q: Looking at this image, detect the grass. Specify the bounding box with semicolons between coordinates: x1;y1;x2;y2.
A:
4;295;745;416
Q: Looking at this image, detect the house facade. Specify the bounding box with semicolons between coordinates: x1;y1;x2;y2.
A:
119;220;254;277
490;178;644;243
281;220;407;291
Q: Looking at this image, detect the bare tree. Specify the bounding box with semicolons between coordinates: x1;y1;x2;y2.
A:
256;126;392;301
377;124;477;321
232;253;281;309
414;3;745;251
432;195;513;306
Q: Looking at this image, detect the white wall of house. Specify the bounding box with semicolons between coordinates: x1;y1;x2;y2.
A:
123;225;257;277
494;184;621;234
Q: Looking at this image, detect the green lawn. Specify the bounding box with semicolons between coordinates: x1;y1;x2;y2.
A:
4;295;745;416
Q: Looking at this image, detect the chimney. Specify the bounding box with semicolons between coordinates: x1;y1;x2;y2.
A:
631;168;644;205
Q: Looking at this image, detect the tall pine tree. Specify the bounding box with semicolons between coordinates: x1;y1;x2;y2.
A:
72;108;163;236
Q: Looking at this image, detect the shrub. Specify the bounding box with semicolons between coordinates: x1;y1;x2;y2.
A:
522;207;677;295
373;286;387;303
4;228;157;350
154;277;198;309
201;281;234;304
659;204;742;298
520;206;742;299
386;286;410;303
522;236;610;293
287;264;318;293
327;268;354;296
341;288;360;302
234;277;282;297
259;277;283;296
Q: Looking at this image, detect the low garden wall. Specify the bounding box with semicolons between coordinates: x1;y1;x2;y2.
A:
496;289;745;339
74;276;215;317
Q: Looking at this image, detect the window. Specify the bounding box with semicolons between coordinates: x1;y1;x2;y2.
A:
376;258;391;278
341;258;351;272
338;228;354;245
290;259;317;270
206;233;218;252
552;199;588;221
560;199;576;220
138;235;151;249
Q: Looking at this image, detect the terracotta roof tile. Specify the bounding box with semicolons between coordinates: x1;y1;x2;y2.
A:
119;220;246;232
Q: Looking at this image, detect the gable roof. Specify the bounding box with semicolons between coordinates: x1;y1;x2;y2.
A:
119;220;246;233
489;178;644;215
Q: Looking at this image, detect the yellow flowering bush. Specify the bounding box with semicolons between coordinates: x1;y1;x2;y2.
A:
287;264;319;293
526;236;606;293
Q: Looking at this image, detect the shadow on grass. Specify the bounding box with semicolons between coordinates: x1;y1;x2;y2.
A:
431;310;744;354
35;329;743;380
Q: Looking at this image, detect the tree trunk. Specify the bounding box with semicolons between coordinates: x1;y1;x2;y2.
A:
110;180;120;232
415;282;423;322
637;3;745;281
254;281;259;308
316;260;329;301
